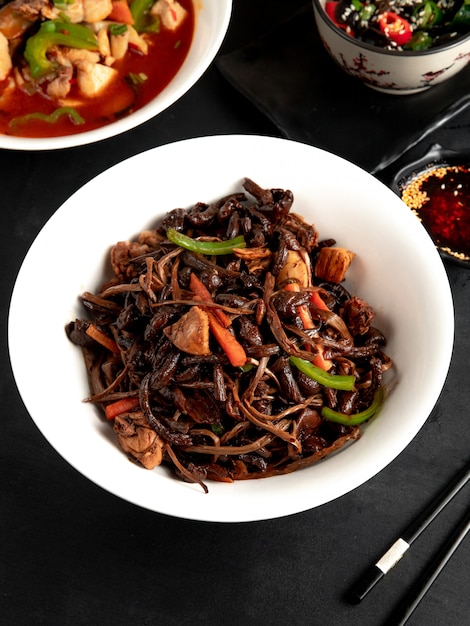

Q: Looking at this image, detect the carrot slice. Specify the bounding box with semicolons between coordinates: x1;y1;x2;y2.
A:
311;345;333;372
205;309;247;367
85;323;120;355
310;290;330;312
189;272;232;328
108;0;134;24
284;283;332;371
105;397;140;420
284;282;315;329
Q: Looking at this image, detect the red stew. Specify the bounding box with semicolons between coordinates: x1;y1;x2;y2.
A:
0;0;194;138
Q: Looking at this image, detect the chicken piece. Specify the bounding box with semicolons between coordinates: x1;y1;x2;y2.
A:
343;296;375;335
0;32;12;81
150;0;187;30
276;250;310;288
42;0;85;23
111;240;152;278
0;2;36;39
110;30;129;60
55;0;85;23
10;0;50;20
114;411;165;470
60;48;100;69
77;61;118;97
13;66;25;88
0;75;15;109
127;25;148;55
83;0;112;23
138;229;162;248
233;246;272;274
163;306;211;355
314;247;356;283
46;63;73;98
55;48;111;98
97;27;111;59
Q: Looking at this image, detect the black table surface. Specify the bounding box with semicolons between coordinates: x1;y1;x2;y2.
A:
2;2;469;625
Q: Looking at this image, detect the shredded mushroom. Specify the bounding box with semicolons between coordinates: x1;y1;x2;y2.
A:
66;178;392;492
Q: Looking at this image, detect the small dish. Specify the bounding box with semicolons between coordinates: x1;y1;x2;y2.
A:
390;143;470;267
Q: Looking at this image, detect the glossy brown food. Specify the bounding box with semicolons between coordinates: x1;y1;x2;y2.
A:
66;178;392;492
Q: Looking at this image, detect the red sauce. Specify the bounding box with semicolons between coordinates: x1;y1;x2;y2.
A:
0;0;194;138
401;165;470;262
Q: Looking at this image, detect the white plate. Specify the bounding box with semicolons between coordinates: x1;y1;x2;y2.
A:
8;135;454;522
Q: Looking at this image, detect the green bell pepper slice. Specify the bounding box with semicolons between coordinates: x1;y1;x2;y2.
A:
9;106;84;129
24;20;98;79
166;228;246;255
289;356;356;391
321;386;385;426
131;0;161;33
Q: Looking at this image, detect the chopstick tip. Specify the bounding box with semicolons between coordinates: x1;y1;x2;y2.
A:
347;565;385;604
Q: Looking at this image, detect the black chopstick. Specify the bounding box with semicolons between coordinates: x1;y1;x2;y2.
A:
390;505;470;626
347;458;470;604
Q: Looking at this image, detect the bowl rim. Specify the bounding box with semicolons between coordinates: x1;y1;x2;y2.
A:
7;134;455;522
312;0;470;58
0;0;233;152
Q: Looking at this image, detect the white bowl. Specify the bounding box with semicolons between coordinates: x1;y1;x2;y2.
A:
312;0;470;94
0;1;232;151
8;135;454;522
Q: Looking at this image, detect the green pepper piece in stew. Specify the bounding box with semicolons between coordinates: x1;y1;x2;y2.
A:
131;0;161;32
24;20;98;79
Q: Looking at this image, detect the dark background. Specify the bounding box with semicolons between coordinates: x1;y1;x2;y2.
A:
2;1;469;624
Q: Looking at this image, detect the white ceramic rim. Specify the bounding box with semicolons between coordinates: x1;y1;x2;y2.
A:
8;135;454;522
0;0;233;151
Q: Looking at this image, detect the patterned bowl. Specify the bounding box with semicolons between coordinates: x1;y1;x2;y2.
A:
312;0;470;94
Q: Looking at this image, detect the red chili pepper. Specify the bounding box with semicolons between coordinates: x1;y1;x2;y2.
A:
325;1;351;32
379;11;412;45
325;1;339;22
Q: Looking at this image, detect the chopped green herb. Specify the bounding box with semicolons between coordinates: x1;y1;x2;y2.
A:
109;23;128;36
127;72;148;85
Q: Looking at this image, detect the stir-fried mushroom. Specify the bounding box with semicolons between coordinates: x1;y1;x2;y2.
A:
66;178;392;492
